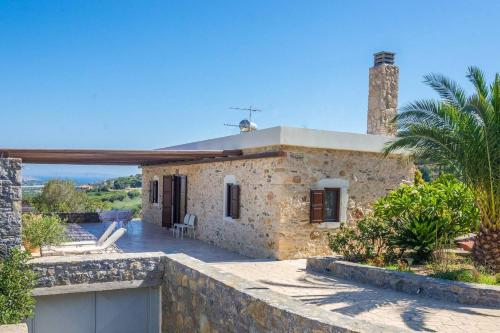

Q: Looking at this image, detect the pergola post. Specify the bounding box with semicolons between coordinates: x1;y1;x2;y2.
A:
0;158;22;257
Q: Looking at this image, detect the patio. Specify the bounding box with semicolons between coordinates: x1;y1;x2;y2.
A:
73;220;500;332
77;220;253;263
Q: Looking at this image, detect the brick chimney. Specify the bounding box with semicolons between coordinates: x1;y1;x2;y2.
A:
367;51;399;136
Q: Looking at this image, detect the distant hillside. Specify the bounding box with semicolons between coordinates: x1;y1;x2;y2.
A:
93;174;142;190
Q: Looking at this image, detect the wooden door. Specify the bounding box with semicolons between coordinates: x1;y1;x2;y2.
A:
162;176;173;228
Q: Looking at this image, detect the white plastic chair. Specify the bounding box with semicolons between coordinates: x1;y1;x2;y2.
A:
186;214;196;238
173;214;190;239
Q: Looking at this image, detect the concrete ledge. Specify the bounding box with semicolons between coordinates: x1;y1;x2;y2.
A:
307;256;500;308
163;253;408;333
33;279;159;296
0;324;28;333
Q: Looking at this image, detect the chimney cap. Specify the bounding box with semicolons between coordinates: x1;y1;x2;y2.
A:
373;51;395;67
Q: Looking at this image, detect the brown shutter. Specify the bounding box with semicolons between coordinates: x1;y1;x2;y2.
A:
149;181;154;203
310;190;324;223
230;184;240;219
179;175;187;220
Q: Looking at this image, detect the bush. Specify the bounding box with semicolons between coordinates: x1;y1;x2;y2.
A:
329;173;479;264
328;217;392;263
0;249;36;324
375;174;479;262
22;213;66;254
32;180;107;213
127;190;140;199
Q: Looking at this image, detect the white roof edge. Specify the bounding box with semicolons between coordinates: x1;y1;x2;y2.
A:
159;126;398;154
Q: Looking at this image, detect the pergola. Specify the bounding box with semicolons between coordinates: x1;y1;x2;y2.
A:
0;148;284;165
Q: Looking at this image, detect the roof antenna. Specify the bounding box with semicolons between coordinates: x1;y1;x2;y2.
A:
224;106;261;133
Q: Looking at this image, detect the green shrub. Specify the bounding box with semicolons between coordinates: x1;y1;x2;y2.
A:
127;190;140;199
0;249;36;324
430;268;499;285
22;213;66;254
329;173;479;264
328;217;392;262
375;174;479;262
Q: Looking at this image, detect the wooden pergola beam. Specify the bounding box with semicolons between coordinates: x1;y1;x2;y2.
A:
0;148;243;165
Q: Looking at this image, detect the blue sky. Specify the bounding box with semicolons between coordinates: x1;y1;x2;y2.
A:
1;0;499;179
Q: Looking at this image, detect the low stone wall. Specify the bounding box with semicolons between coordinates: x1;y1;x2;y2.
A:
0;158;22;257
57;212;100;223
307;257;500;308
30;252;165;289
162;253;404;333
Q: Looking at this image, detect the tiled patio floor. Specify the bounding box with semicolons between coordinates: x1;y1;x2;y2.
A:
79;220;500;332
79;220;255;263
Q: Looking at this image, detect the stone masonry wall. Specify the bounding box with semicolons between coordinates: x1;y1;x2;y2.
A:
276;146;414;259
162;253;402;333
367;64;399;136
0;158;22;257
142;147;286;259
30;252;165;288
142;146;414;259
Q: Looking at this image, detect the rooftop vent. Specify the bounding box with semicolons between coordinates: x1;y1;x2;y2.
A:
373;51;395;67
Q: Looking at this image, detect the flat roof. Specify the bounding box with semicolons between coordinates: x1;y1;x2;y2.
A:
0;148;242;165
161;126;396;154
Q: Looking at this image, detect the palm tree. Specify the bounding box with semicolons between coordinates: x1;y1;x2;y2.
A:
383;67;500;271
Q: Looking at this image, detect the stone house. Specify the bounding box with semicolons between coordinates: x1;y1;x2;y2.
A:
141;52;414;259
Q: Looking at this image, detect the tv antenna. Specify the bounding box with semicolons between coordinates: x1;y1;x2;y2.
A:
224;106;262;133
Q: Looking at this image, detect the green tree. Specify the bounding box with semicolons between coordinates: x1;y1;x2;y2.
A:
22;213;67;255
32;180;106;213
0;249;36;324
384;67;500;271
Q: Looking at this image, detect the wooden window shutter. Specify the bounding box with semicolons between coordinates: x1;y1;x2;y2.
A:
310;190;324;223
230;184;240;219
179;175;187;219
149;181;154;203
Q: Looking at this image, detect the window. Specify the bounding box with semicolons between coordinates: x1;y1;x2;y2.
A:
149;180;159;204
225;183;240;219
310;187;341;223
324;188;340;222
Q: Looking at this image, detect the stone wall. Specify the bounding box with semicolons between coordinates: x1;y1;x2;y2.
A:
162;253;403;333
142;148;286;259
367;64;399;136
30;252;165;288
142;146;414;259
276;146;414;259
0;158;22;257
307;257;500;308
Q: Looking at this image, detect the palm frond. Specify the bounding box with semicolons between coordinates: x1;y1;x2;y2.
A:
467;66;489;98
423;73;467;108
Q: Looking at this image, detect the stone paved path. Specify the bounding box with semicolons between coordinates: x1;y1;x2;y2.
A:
213;259;500;333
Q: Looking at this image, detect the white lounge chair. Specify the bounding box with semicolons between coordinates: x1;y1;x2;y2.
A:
99;210;133;229
43;228;126;255
58;222;117;247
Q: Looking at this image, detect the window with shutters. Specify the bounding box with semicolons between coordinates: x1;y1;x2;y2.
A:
149;180;159;204
310;187;341;223
225;183;240;219
223;175;240;221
